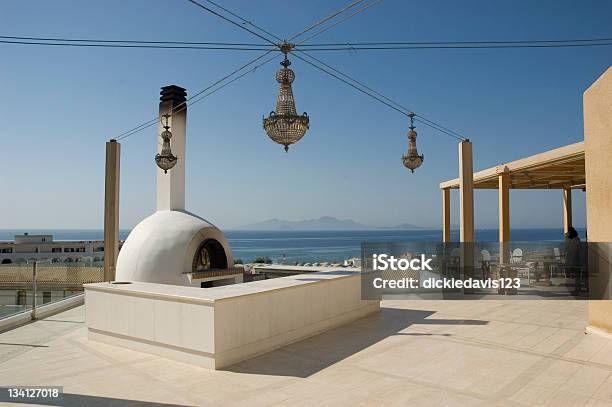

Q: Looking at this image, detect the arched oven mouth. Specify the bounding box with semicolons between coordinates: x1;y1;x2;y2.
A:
192;239;228;273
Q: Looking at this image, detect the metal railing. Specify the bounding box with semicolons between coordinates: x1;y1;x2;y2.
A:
0;262;104;321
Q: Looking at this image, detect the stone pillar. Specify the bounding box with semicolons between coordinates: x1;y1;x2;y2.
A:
442;188;451;242
104;139;120;282
584;67;612;332
459;140;474;242
498;169;510;263
563;188;572;235
157;85;187;211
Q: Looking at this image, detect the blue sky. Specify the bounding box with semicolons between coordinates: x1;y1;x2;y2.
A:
1;0;610;230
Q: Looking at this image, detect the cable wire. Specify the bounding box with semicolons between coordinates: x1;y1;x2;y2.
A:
115;0;375;141
0;39;275;51
300;37;612;46
0;35;270;46
202;0;283;43
4;36;610;51
296;0;383;45
115;54;279;141
185;0;278;46
116;49;277;140
287;0;366;42
295;41;612;50
114;0;466;143
293;51;466;141
185;54;279;108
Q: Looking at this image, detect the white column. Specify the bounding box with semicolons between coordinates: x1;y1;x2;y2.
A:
157;85;187;211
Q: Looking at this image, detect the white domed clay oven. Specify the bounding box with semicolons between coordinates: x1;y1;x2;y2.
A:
116;86;240;287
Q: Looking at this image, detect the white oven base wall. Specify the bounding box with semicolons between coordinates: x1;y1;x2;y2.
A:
85;272;379;369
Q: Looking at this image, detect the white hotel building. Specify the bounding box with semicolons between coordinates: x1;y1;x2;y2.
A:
0;233;111;265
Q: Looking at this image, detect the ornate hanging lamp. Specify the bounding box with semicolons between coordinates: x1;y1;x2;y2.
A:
155;114;178;173
402;112;424;172
263;43;309;152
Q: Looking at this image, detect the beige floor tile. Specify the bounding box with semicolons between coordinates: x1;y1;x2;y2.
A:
593;377;612;402
564;334;610;361
592;342;612;366
545;390;591;406
561;365;610;397
0;300;608;406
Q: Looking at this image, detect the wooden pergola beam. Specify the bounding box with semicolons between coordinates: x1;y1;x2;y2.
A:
563;188;572;234
498;169;510;263
442;188;451;243
440;141;584;190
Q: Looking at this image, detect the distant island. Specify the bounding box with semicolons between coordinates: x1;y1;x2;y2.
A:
238;216;428;231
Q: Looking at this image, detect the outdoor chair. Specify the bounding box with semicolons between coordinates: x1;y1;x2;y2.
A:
550;247;566;278
510;248;535;280
480;249;491;279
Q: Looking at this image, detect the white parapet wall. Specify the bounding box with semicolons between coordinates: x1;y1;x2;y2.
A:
85;271;379;369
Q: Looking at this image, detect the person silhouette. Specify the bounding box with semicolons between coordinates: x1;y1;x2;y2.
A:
565;226;582;295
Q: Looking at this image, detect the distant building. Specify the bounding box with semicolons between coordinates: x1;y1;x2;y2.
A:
0;233;117;265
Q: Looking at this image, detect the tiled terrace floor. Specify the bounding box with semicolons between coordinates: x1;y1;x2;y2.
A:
1;300;611;406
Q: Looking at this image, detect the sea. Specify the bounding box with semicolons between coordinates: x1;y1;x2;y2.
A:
0;228;585;264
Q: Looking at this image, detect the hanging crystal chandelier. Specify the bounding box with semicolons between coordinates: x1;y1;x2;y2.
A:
402;112;424;172
155;114;178;173
263;43;309;152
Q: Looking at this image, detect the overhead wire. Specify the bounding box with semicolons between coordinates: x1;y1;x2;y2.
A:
291;51;466;140
299;37;612;46
9;1;606;143
121;0;600;143
185;0;278;46
115;0;372;141
3;35;611;50
115;0;367;141
295;41;612;50
113;0;289;141
0;35;269;46
116;54;279;141
201;0;284;43
295;0;384;45
287;0;366;42
3;37;610;51
182;53;279;109
116;49;277;140
0;39;275;51
120;0;466;142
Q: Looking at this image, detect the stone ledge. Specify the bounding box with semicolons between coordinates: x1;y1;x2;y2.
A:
85;271;380;369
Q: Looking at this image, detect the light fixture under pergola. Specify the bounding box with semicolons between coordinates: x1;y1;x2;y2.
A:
263;43;310;152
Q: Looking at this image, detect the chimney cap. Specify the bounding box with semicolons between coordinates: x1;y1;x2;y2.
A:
160;85;187;105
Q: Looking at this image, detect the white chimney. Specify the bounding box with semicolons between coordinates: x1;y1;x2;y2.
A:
156;85;187;211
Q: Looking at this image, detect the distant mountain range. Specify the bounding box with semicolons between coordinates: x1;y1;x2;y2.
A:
239;216;427;231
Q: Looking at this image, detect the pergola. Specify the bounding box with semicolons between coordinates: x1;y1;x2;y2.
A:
439;141;585;246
